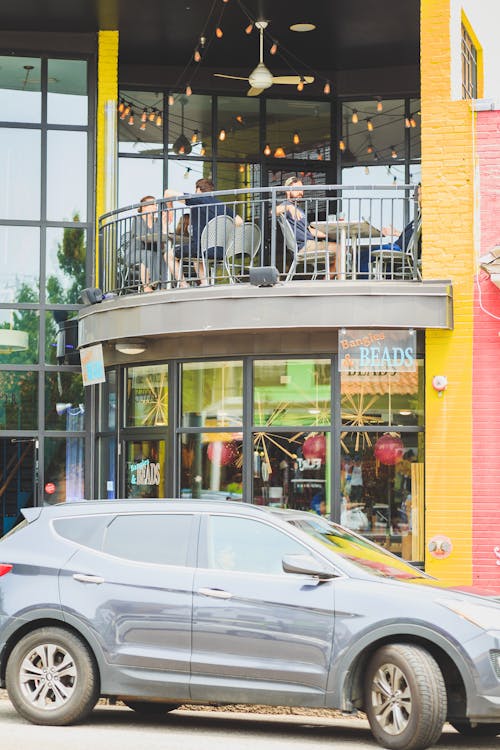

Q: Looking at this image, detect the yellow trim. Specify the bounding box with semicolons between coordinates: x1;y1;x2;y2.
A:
461;10;484;99
95;30;119;286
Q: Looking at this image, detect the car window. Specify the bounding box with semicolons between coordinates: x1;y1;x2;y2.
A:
53;515;112;550
103;513;193;566
206;515;307;575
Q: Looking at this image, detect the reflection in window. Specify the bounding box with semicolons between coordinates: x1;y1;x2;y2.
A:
45;372;84;430
180;432;242;500
99;370;117;431
254;359;331;426
44;437;85;504
341;99;405;166
169;94;212;158
0;129;41;220
46;227;87;304
0;371;37;429
104;514;192;565
45;311;78;365
126;364;168;427
48;59;88;125
266;100;330;161
125;439;166;499
46;131;87;221
97;437;116;499
118;89;164;156
182;361;243;427
0;56;41;123
0;227;40;305
118;157;163;211
0;308;39;365
217;96;260;160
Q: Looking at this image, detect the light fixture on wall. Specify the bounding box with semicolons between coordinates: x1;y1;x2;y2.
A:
115;338;147;355
0;329;29;353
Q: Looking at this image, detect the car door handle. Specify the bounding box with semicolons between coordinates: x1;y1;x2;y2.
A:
73;573;105;584
197;587;232;599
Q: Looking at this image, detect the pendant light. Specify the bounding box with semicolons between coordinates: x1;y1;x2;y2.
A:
172;99;192;155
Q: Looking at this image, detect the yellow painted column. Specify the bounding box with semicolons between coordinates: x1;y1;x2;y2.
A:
95;30;119;285
421;1;475;584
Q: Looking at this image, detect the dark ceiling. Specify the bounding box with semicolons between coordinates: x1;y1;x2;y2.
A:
0;0;420;73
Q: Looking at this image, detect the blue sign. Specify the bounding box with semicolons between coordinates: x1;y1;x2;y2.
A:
81;344;106;386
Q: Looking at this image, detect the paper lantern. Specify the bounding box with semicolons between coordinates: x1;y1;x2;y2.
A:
302;434;326;462
207;441;237;466
373;434;404;465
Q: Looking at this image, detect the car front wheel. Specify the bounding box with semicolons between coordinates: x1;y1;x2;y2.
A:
6;626;99;726
364;644;447;750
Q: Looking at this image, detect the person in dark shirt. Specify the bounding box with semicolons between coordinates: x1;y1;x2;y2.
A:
164;178;242;286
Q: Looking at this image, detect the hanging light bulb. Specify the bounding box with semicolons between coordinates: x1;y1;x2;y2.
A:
405;116;411;128
366;118;374;132
200;143;206;156
155;111;162;127
351;110;358;124
235;114;244;125
339;139;346;151
270;41;278;55
367;144;374;154
364;166;370;175
184;167;192;179
191;129;199;144
119;108;127;120
148;109;156;122
200;35;206;48
118;99;125;114
218;128;226;141
216;27;223;38
141;108;147;123
293;131;300;145
316;149;323;160
168;95;175;107
178;145;185;155
245;22;253;34
186;84;192;96
264;143;272;156
238;164;245;173
128;110;135;126
123;103;131;117
391;146;398;158
323;81;331;95
410;116;417;128
297;77;305;92
194;49;201;62
140;121;146;131
376;99;383;112
274;146;286;158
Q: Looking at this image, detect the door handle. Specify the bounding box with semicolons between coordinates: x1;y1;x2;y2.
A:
197;587;232;599
73;573;105;584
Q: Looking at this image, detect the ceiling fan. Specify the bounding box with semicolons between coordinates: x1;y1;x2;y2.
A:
214;20;314;96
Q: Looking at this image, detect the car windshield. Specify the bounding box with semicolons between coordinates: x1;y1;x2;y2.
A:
286;515;428;580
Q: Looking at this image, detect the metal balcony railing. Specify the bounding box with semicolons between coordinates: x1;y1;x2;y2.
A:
98;184;421;294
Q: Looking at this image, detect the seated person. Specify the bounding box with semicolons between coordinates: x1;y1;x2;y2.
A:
276;177;337;277
123;195;168;292
164;178;243;286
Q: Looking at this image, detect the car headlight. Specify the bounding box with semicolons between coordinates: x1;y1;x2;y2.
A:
439;599;500;631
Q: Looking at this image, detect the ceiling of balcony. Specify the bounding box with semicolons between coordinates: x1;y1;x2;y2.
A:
0;0;420;73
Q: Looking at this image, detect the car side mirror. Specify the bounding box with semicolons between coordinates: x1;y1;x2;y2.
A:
282;554;335;579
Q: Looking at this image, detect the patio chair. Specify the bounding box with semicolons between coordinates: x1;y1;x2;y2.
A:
225;221;262;282
277;213;332;282
371;214;422;281
200;214;235;284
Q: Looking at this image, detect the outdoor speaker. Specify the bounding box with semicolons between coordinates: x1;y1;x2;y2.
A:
249;266;280;287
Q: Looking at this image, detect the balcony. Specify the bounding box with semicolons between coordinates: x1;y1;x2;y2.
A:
80;185;452;358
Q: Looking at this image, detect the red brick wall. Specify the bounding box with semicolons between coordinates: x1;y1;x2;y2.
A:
473;111;500;592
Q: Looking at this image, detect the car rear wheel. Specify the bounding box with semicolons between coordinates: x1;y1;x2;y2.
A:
123;700;181;716
6;626;99;726
450;720;500;736
364;644;447;750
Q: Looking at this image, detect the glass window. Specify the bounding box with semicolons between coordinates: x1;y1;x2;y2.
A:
118;156;163;211
0;371;37;429
126;364;168;427
169;94;212;158
341;359;424;427
216;162;261;194
97;436;116;500
180;431;242;500
48;59;88;125
0;227;40;304
99;369;117;430
182;360;243;428
461;24;478;99
340;432;424;561
45;311;78;365
0;308;39;365
0;129;41;220
46;227;87;304
0;437;35;535
45;372;84;430
46;130;87;221
125;439;166;499
103;514;193;566
341;99;405;166
217;96;260;160
0;56;41;123
53;515;111;549
254;359;331;426
206;515;306;575
253;430;329;514
266;100;330;161
340;165;408;232
44;436;85;504
168;158;205;194
119;90;164;156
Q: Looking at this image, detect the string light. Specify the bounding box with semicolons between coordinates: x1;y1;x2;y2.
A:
245;22;253;34
140;121;147;131
239;164;245;173
410;116;417;128
351;110;358;124
123;103;131;117
184;167;192;179
376;99;383;112
405;116;411;128
141;108;147;123
185;84;192;96
339;139;346;151
148;109;156;121
128;110;135;126
263;143;272;156
364;166;370;175
292;131;300;145
191;129;199;144
235;114;244;125
391;146;398;158
366;118;373;132
200;35;206;47
367;144;374;154
194;49;201;62
155;111;162;127
168;95;174;106
218;128;226;141
200;144;206;156
297;77;305;92
216;27;223;38
316;149;323;160
323;81;331;95
270;41;278;55
274;146;286;158
118;100;125;114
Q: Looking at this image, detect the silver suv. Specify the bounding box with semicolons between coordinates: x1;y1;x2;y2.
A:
1;500;499;750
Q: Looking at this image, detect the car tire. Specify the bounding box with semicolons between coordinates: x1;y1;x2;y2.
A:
123;700;181;716
364;643;447;750
6;626;99;726
450;720;500;736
